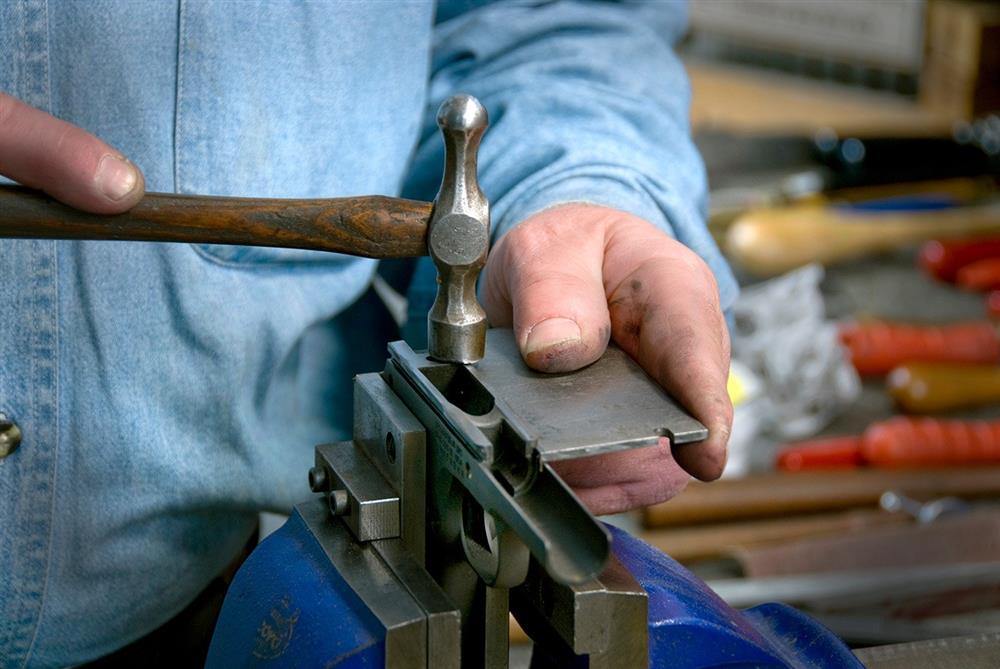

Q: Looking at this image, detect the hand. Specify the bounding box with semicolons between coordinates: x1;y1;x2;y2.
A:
0;92;144;212
483;203;732;515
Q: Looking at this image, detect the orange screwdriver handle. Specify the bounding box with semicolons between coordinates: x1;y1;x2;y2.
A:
839;321;1000;375
777;416;1000;471
861;416;1000;467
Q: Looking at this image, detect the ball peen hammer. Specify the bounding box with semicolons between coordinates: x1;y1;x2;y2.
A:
425;95;489;364
0;95;491;364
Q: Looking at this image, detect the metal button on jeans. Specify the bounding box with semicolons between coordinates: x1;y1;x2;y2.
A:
0;413;22;458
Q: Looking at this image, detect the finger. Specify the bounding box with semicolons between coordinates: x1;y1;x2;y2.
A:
607;238;732;482
551;438;690;515
0;92;144;213
482;206;612;372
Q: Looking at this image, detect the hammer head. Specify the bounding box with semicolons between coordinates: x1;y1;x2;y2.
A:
427;95;490;364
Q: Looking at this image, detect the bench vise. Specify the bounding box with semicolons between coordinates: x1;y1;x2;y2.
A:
205;327;861;668
201;93;859;668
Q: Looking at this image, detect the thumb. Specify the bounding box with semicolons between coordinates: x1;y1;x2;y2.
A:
483;205;611;372
0;92;144;213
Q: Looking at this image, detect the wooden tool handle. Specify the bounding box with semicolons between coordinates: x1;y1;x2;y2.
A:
642;467;1000;526
887;363;1000;412
725;203;1000;276
641;509;904;563
0;184;431;259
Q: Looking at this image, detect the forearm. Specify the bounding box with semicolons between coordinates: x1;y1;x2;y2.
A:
403;0;737;311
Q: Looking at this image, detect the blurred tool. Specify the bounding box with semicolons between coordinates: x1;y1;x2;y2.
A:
920;237;1000;282
710;177;998;241
777;416;1000;470
698;142;997;235
642;509;905;564
865;416;1000;466
644;467;1000;526
838;320;1000;375
776;436;863;471
712;507;1000;645
706;136;997;234
879;491;968;524
733;508;995;579
702;114;1000;231
887;363;1000;412
726;200;1000;276
917;238;1000;318
957;257;1000;291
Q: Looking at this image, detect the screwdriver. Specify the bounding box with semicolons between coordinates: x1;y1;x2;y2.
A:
887;363;1000;413
838;320;1000;375
920;237;1000;283
777;416;1000;470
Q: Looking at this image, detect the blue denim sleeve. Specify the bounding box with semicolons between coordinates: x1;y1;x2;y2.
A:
402;0;738;319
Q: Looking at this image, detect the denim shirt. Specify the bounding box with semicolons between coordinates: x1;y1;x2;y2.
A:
0;1;736;666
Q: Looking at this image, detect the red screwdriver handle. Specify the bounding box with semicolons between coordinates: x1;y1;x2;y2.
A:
920;238;1000;282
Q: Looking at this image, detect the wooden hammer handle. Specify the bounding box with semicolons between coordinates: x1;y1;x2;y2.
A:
0;184;431;258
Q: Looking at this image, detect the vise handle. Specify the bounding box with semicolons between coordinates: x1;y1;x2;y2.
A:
0;184;430;259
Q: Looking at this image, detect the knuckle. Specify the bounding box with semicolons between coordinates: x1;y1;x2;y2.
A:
504;217;559;258
677;247;715;283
